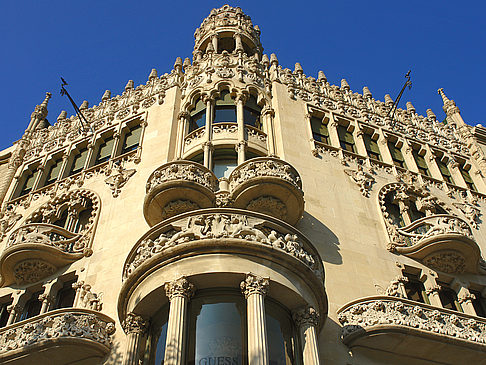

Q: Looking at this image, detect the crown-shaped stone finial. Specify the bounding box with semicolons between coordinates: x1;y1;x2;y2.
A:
79;100;89;110
426;108;436;121
363;87;372;99
270;53;278;66
57;110;67;122
262;54;269;67
406;101;415;113
294;63;303;75
102;90;111;101
183;58;191;71
148;68;158;80
341;79;350;91
125;80;134;91
318;71;327;83
384;94;394;105
174;57;183;72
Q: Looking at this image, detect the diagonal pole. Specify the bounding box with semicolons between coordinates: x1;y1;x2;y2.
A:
386;70;412;120
60;77;93;133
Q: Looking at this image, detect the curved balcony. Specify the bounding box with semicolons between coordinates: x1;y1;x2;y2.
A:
338;296;486;365
392;215;481;273
228;157;304;225
0;224;89;287
144;161;218;226
0;308;115;364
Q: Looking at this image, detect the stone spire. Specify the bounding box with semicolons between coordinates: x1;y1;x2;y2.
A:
125;80;134;91
30;92;51;121
384;94;394;106
363;87;372;99
57;110;67;121
406;102;416;113
341;79;350;91
426;108;436;121
102;90;111;101
148;68;158;81
318;71;327;83
438;88;460;116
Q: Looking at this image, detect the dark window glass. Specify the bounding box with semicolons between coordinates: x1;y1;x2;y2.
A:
412;150;430;176
385;193;404;227
387;142;407;168
213;149;238;179
470;289;486;318
122;126;142;154
69;148;88;176
438;283;462;312
436;158;454;184
0;300;12;328
459;166;477;191
19;291;43;321
310;116;329;144
266;301;295;365
218;37;236;53
409;201;425;222
54;279;76;309
74;203;93;233
363;134;381;161
53;209;68;229
96;137;115;164
44;159;63;186
154;321;168;365
337;125;356;153
244;95;262;129
214;90;236;124
404;274;428;304
187;294;246;365
19;169;39;196
189;98;207;133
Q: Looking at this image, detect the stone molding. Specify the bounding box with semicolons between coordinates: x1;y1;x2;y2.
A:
122;312;147;335
0;308;115;355
240;273;269;298
292;306;319;328
164;277;195;301
337;296;486;347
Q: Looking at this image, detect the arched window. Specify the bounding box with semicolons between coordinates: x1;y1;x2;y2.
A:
244;94;262;130
384;193;404;227
189;98;206;133
74;201;93;233
53;278;76;309
18;290;43;322
214;90;236;124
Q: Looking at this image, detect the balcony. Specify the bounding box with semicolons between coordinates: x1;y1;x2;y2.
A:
0;308;115;364
144;161;218;226
338;296;486;365
391;214;481;273
0;224;88;286
228;157;304;225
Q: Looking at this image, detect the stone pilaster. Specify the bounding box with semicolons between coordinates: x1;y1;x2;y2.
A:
293;307;320;365
241;273;269;365
122;312;148;365
164;277;195;365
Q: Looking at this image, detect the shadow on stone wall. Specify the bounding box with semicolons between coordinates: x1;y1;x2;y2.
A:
298;212;342;265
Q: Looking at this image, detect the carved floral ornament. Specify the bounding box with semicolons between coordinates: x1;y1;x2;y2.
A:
123;208;324;282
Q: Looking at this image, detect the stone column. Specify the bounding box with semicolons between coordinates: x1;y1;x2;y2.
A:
240;273;269;365
122;312;148;365
293;307;320;365
6;304;22;326
236;94;247;164
164;277;195;365
425;284;443;307
263;107;276;156
458;289;477;315
176;112;189;159
203;95;213;168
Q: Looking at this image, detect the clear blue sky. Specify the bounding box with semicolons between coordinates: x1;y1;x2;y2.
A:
1;1;484;150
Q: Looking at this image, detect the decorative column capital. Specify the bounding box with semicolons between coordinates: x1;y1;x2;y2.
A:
235;92;248;104
7;304;22;314
38;293;52;304
458;292;476;304
122;312;148;335
178;111;190;121
425;284;442;295
164;277;195;301
261;106;275;117
292;306;319;328
240;273;269;299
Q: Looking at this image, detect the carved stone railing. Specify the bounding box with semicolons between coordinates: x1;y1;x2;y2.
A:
390;214;481;274
123;208;324;282
0;308;115;364
212;122;238;137
338;296;486;363
183;127;205;152
144;161;218;226
0;223;91;286
228;157;304;224
245;125;267;149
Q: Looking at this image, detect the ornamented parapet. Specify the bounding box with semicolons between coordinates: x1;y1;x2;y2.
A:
228;157;304;224
0;308;115;363
123;208;324;282
338;296;486;362
144;161;218;226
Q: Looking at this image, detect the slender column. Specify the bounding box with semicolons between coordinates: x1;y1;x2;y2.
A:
6;304;22;326
203;95;212;168
164;277;195;365
425;284;443;307
458;289;477;315
263;107;276;156
39;280;58;314
176;112;189;159
236;94;247;164
293;307;320;365
122;312;148;365
241;273;269;365
327;115;340;149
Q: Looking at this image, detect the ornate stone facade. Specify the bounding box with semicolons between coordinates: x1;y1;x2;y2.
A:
0;4;485;365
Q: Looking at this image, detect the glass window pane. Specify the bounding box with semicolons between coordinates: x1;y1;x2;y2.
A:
97;137;115;163
154;321;168;365
70;148;88;175
45;160;62;185
213;160;237;179
20;169;39;195
190;111;206;132
19;291;43;321
122;127;142;153
214;106;237;123
54;279;76;309
215;90;234;106
0;300;12;328
266;303;295;365
244;108;262;129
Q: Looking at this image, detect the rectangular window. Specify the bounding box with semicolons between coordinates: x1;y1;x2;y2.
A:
387;142;407;169
437;282;462;312
18;291;43;322
44;159;63;186
469;289;486;318
122;126;142;154
54;279;76;309
69;148;88;176
337;125;356;153
412;150;430;176
363;134;381;161
19;169;40;196
404;274;429;304
459;166;477;191
189;99;207;132
310;116;329;144
436;158;454;184
0;299;12;328
96;137;115;164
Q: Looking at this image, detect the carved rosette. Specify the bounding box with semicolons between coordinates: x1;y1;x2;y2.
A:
164;277;195;301
292;306;319;328
122;312;148;335
240;273;269;299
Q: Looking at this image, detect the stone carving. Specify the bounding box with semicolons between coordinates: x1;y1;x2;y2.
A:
0;310;115;354
246;196;287;220
292;306;319;328
164;277;195;301
423;251;467;274
13;259;56;285
213;122;238;135
0;206;22;240
122;312;147;335
240;273;269;298
453;202;481;229
77;283;103;311
104;163;136;198
338;297;486;345
384;276;407;297
215;192;232;207
123;210;323;281
184;128;205;147
146;161;218;194
229;157;302;191
161;200;200;221
344;165;375;197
